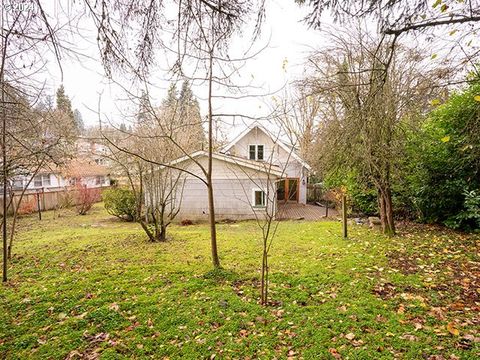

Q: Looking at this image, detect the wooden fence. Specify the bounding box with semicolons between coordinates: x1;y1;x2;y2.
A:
0;186;109;216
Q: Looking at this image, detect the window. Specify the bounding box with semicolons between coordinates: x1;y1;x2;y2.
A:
33;174;51;187
253;189;266;207
95;176;104;185
249;145;256;160
33;175;42;187
248;145;265;161
12;178;23;189
43;174;51;187
257;145;264;160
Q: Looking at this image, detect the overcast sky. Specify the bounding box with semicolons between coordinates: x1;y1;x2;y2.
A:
42;1;330;134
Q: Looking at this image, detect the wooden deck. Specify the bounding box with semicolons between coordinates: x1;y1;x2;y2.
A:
276;203;338;221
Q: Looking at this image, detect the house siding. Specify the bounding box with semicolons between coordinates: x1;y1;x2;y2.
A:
164;156;278;221
226;127;308;204
176;178;276;221
15;173;109;191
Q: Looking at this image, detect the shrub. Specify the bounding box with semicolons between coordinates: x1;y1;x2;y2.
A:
103;188;137;221
58;189;75;209
17;197;36;215
444;189;480;231
75;185;100;215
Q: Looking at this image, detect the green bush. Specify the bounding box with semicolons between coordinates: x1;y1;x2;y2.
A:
444;189;480;231
405;80;480;230
103;188;137;221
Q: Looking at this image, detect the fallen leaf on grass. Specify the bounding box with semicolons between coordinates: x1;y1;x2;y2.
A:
400;334;418;341
76;312;88;319
447;322;460;336
351;339;364;347
345;332;355;340
328;348;342;359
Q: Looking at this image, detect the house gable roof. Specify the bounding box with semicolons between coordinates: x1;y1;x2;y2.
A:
220;122;311;171
165;150;284;177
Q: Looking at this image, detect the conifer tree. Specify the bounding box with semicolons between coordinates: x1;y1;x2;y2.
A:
56;85;74;120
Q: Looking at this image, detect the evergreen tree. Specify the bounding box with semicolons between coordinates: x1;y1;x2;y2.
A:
137;90;150;123
163;83;178;110
177;80;205;149
56;85;74;120
178;80;200;124
73;109;85;134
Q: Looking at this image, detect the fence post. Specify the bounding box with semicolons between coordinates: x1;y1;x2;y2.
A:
41;187;45;211
10;192;15;216
36;191;42;220
342;195;347;239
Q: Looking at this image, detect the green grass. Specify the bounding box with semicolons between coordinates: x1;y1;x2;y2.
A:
1;204;479;359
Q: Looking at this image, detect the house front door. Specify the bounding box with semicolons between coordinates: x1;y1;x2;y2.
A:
277;178;299;203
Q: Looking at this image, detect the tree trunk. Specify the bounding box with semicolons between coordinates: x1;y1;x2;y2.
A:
383;187;395;236
378;188;395;236
139;220;156;242
207;50;220;269
378;189;387;233
260;250;267;305
158;225;167;242
1;64;7;282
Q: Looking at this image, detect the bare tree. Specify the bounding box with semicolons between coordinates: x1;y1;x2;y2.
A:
229;124;296;305
306;26;447;235
298;0;480;35
143;165;185;242
87;0;266;268
0;0;78;281
274;88;321;167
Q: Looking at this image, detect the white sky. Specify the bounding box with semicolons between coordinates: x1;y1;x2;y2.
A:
42;0;330;133
15;0;477;139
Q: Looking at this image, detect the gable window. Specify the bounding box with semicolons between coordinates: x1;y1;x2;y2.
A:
257;145;264;160
249;145;256;160
253;189;266;207
248;145;264;161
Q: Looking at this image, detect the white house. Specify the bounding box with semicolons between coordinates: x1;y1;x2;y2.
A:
165;123;311;221
221;123;311;205
11;159;110;192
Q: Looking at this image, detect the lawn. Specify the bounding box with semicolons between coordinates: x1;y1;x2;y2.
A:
0;204;479;359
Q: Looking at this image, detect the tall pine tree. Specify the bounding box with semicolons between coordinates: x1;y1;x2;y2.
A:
177;80;205;149
73;109;85;134
56;85;82;134
56;85;74;120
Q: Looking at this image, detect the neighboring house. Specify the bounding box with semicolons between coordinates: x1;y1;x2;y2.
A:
10;139;112;192
75;140;110;166
11;160;110;192
164;123;311;221
62;159;111;188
